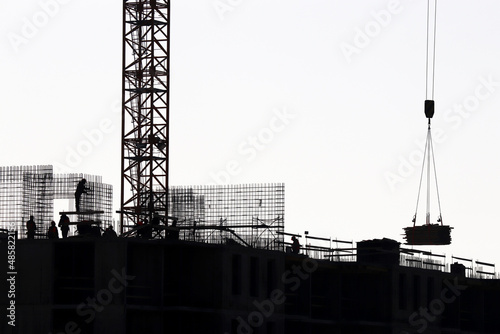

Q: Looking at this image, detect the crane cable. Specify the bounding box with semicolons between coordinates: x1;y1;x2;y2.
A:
413;0;443;226
425;0;438;101
413;131;428;226
429;131;443;225
414;120;443;226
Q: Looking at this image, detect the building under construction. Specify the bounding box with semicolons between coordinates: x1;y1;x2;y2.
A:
0;165;284;249
2;232;500;333
2;170;498;333
2;0;500;333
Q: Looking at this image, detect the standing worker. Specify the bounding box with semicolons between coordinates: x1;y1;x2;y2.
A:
103;225;118;238
291;236;300;254
26;215;36;239
58;213;70;238
47;221;59;239
74;178;89;212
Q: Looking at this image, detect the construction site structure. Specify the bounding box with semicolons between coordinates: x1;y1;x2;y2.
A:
0;165;113;238
120;0;170;232
4;235;499;334
123;183;285;251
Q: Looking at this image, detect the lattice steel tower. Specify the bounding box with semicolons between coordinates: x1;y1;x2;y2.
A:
120;0;170;233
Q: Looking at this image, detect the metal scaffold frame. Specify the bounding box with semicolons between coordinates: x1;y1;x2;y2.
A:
121;0;170;233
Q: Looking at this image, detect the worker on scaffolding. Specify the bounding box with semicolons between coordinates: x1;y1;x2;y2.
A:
47;221;59;239
74;178;90;212
26;215;36;239
58;213;70;238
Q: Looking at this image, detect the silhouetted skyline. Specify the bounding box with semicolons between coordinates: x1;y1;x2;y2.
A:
2;1;500;266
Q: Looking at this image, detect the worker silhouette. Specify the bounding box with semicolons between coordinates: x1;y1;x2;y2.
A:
291;236;300;254
137;218;152;238
26;216;36;239
142;218;152;239
167;218;180;240
47;221;59;239
136;220;144;238
151;213;160;226
103;225;118;238
58;213;70;238
74;178;89;212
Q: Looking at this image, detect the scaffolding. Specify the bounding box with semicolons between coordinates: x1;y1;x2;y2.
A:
54;174;113;223
0;166;113;239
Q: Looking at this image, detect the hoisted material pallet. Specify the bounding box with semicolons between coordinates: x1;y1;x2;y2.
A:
403;224;452;245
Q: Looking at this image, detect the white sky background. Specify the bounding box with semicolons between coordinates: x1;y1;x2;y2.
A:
1;0;500;269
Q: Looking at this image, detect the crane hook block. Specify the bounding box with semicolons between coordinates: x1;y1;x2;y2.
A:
425;100;435;119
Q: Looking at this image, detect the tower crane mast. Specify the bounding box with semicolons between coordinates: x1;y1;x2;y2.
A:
120;0;170;233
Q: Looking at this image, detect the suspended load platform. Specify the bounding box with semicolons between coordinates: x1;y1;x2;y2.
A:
403;224;452;245
403;101;453;246
403;108;453;246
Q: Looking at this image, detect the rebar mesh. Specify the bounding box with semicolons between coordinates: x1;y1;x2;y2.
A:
0;165;53;238
0;166;113;238
168;183;285;250
54;173;113;224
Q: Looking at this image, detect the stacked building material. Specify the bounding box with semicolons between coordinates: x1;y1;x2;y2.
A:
403;224;452;245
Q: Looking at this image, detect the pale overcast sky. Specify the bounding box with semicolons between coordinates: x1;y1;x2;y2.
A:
1;0;500;270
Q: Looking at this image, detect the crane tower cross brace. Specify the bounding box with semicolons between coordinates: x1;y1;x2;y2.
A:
120;0;170;233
